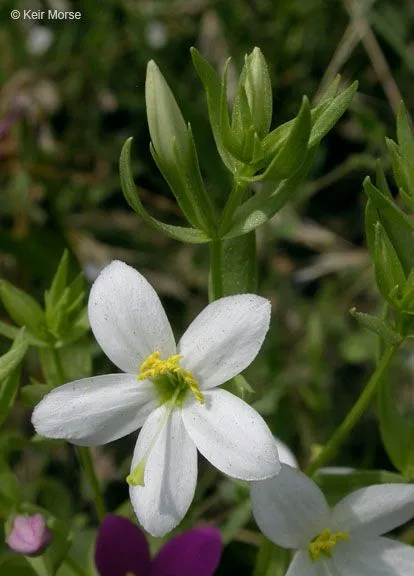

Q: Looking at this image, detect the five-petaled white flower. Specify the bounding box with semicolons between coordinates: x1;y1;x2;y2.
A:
32;261;280;536
251;464;414;575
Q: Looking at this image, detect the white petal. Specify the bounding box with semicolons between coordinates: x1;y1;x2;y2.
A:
32;374;157;446
330;484;414;539
130;405;197;537
285;552;319;576
250;464;330;548
333;537;414;576
88;261;176;373
274;436;299;468
178;294;270;389
182;389;279;480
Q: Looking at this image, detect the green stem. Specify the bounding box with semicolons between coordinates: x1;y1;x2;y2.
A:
50;347;106;521
76;445;106;521
64;556;90;576
209;240;224;301
306;343;400;475
219;181;248;236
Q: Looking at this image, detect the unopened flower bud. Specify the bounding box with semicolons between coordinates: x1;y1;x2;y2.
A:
6;514;52;556
244;47;272;139
145;60;189;173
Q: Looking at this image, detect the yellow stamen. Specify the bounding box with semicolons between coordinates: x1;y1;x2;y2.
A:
308;528;349;561
138;351;204;403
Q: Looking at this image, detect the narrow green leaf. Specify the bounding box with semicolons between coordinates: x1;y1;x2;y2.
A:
0;329;28;383
44;250;69;316
375;159;392;198
309;81;358;147
0;320;47;347
364;176;414;275
350;308;402;344
373;222;406;304
225;148;316;239
0;280;46;338
317;74;341;103
120;138;210;244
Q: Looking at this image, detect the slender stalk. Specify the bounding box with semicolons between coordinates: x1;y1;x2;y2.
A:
64;556;90;576
218;181;248;236
50;347;106;521
209;240;224;301
76;445;106;521
306;343;400;475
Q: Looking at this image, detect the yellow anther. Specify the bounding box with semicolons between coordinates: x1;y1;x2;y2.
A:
308;528;349;561
138;351;204;404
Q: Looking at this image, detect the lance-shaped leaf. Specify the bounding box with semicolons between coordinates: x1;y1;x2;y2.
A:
0;281;46;340
245;96;311;182
373;221;406;305
309;81;358;146
378;375;414;480
364;176;414;275
350;308;402;344
224;148;316;239
0;330;28;426
396;101;414;205
120;138;210;244
191;47;242;173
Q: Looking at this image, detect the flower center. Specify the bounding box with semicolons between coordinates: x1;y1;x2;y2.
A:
138;351;204;404
308;528;349;561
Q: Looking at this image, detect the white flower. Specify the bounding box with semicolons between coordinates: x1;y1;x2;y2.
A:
32;261;280;536
251;464;414;575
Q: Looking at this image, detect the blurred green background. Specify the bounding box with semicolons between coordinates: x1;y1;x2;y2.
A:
1;0;414;573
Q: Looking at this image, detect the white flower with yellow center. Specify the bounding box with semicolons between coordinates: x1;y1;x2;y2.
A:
32;261;280;536
251;464;414;575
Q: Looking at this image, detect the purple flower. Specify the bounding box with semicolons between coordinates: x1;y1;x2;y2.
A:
95;515;222;576
6;514;52;556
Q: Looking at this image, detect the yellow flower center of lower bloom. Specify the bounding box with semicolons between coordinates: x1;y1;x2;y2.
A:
138;351;204;404
308;528;350;561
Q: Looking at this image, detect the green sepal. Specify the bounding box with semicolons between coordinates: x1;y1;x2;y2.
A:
350;308;402;344
245;96;311;182
378;376;414;480
0;280;47;340
191;47;242;173
373;222;406;306
120;138;210;244
309;81;358;147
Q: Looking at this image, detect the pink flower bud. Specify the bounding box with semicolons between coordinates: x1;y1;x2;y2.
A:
6;514;52;556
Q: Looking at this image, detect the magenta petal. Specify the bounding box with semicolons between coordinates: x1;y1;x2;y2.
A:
150;526;222;576
95;515;151;576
